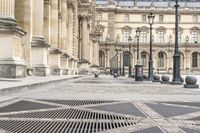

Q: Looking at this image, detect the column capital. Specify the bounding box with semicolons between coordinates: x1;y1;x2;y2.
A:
79;15;91;22
67;0;75;10
44;0;51;4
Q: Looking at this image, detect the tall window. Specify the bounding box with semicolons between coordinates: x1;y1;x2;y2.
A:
192;52;198;68
123;31;130;43
192;31;198;43
141;52;147;67
158;52;164;67
142;15;146;22
123;52;131;66
100;35;103;42
124;14;129;22
193;15;198;23
140;31;147;44
159;15;164;22
178;15;181;22
97;13;102;20
158;31;164;44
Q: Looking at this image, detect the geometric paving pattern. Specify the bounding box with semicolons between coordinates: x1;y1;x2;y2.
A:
0;99;200;132
146;103;200;118
180;127;200;133
130;126;164;133
88;103;146;117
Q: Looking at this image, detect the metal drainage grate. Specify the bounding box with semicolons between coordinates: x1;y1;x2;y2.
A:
1;108;135;120
163;102;200;108
0;120;135;133
40;100;117;106
0;100;57;113
88;103;145;117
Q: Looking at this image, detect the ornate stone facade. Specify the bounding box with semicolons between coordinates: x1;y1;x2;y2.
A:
97;0;200;75
0;0;100;78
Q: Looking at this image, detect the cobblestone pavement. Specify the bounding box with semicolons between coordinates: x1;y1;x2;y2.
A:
0;75;200;133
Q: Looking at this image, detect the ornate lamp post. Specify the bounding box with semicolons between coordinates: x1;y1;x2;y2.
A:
128;36;132;78
135;27;143;81
147;12;155;81
136;28;141;64
172;0;182;84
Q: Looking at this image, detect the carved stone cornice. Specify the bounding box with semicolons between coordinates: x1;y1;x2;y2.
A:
96;8;200;15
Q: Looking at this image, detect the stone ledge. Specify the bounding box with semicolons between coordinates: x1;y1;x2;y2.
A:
0;75;83;93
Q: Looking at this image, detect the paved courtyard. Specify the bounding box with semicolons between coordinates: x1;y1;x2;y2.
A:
0;75;200;133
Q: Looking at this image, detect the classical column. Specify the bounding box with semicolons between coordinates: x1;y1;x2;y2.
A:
68;2;74;56
106;48;110;69
81;15;89;62
0;0;15;19
31;0;50;76
61;0;67;51
44;0;51;44
51;0;58;47
0;0;26;78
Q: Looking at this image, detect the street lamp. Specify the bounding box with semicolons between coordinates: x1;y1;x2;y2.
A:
147;12;155;81
128;36;132;78
172;0;182;84
135;27;143;81
136;27;141;64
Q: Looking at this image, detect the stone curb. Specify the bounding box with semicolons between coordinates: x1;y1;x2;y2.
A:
0;76;84;93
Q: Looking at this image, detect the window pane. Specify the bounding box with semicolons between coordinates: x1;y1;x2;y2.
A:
140;31;147;44
158;52;164;67
192;53;198;67
141;52;147;67
192;31;198;43
142;15;146;22
123;31;130;43
158;31;164;44
159;15;164;22
124;14;129;22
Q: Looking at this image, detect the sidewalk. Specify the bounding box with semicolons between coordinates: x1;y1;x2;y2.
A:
0;75;83;92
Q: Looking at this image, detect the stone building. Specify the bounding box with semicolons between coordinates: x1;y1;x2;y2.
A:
97;0;200;75
0;0;100;78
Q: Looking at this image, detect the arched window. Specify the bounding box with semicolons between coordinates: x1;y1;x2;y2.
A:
99;51;105;68
192;52;198;68
141;52;147;67
158;52;165;67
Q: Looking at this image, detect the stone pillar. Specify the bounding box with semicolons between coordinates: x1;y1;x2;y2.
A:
15;0;32;74
31;0;50;76
44;0;51;44
78;15;90;75
106;48;110;71
68;2;74;56
51;0;58;47
61;0;67;51
0;0;26;78
81;15;89;62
